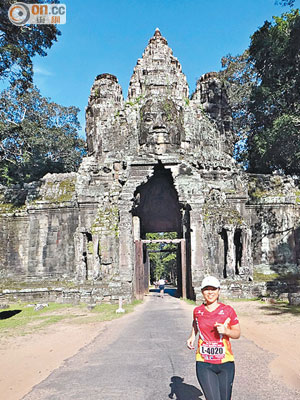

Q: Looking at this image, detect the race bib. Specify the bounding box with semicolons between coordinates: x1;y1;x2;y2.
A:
200;341;225;361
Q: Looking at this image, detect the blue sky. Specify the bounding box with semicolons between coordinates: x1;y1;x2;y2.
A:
31;0;298;138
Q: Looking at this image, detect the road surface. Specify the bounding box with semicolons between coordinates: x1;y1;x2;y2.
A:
23;290;300;400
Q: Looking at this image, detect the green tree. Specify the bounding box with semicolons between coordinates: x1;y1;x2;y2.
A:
248;10;300;174
219;50;257;166
0;0;60;90
276;0;295;7
146;232;177;283
0;85;85;185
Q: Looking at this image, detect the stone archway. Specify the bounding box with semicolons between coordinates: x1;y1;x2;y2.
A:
132;163;189;298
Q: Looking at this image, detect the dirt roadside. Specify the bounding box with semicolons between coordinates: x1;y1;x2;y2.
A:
0;299;299;400
227;300;300;392
0;319;112;400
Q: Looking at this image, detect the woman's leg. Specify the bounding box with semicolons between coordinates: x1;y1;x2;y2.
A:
217;362;235;400
196;362;221;400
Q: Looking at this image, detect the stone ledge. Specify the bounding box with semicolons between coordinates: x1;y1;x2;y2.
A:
0;287;132;305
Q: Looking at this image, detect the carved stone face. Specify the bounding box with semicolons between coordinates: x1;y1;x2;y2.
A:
139;99;182;148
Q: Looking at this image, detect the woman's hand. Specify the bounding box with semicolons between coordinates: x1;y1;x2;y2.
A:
187;320;197;349
186;336;195;349
215;317;230;335
215;318;241;339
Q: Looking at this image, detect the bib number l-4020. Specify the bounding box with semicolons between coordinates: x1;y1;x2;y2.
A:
200;341;225;360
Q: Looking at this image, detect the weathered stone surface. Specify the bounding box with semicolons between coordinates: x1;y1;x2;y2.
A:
34;303;48;311
191;72;234;154
288;291;300;306
0;173;79;280
0;29;299;302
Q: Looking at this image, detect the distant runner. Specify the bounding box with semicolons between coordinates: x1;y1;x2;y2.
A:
187;276;241;400
158;278;165;297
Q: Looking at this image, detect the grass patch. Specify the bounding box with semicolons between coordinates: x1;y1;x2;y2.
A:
0;303;79;336
182;298;196;305
223;297;261;302
253;271;279;282
73;300;142;324
0;300;142;337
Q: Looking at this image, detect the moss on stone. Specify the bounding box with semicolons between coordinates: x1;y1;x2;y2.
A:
42;178;76;203
202;204;243;226
183;97;190;106
271;175;283;189
0;279;79;291
0;203;26;215
87;242;94;254
125;95;144;107
248;175;294;203
249;187;268;200
91;206;119;238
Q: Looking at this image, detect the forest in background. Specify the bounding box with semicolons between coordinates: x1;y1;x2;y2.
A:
0;0;85;186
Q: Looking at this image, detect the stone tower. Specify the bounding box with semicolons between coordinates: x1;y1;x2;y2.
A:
77;28;252;301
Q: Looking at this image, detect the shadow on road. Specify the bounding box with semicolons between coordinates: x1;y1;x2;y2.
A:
149;286;179;298
258;303;300;316
168;376;203;399
0;309;22;320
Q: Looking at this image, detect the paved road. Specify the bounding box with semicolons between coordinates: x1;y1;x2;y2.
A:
23;291;300;400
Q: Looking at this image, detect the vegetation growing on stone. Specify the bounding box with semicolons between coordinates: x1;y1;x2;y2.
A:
125;95;144;107
91;206;119;237
0;203;26;215
42;178;76;203
202;204;243;226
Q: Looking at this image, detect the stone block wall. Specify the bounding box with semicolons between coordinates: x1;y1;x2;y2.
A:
0;174;79;280
247;174;300;275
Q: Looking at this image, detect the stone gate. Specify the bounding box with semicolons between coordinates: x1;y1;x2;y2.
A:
0;29;299;302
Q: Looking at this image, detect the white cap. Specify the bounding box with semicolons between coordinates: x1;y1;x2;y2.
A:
201;276;220;290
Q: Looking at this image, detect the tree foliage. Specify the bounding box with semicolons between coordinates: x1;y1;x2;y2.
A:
219;51;257;166
220;10;300;175
0;0;61;90
276;0;295;7
0;85;85;185
248;10;300;174
146;232;178;283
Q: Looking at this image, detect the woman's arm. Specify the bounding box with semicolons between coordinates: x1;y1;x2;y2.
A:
187;320;198;349
226;323;241;339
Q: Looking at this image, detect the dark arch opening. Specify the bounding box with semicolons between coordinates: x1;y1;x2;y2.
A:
220;228;228;278
132;162;192;298
234;229;243;275
133;162;182;237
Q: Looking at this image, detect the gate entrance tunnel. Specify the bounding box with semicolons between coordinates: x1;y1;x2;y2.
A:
146;234;183;298
132;163;193;299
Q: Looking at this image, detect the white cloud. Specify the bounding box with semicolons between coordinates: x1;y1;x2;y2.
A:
34;66;54;76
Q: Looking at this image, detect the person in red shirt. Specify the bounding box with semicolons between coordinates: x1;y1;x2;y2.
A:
187;276;241;400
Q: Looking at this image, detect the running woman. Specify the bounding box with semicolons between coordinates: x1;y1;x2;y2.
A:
187;276;241;400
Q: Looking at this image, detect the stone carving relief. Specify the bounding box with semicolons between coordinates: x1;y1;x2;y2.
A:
139;98;183;154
